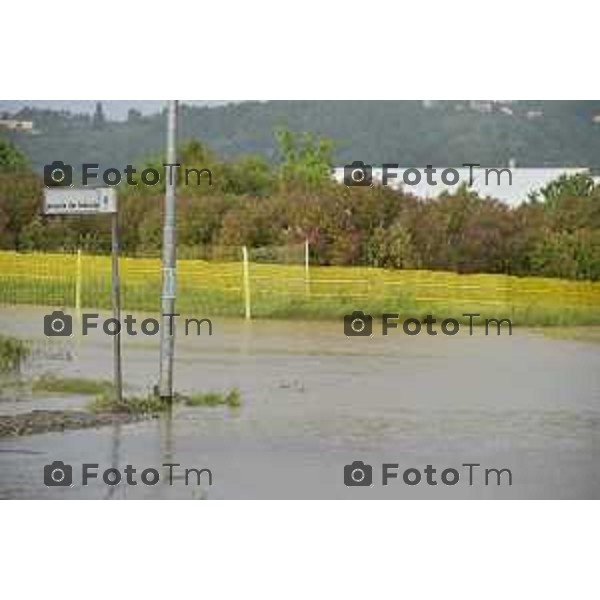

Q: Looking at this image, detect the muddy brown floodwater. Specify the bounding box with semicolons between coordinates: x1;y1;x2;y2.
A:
0;306;599;499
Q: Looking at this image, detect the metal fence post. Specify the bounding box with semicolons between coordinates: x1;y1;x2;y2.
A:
304;238;310;297
75;247;82;322
242;246;251;320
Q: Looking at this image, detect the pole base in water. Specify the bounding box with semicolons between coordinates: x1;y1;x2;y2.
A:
153;385;174;405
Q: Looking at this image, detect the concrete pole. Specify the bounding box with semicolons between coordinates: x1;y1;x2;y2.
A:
158;100;178;402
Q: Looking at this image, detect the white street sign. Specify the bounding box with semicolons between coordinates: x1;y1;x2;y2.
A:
43;187;117;215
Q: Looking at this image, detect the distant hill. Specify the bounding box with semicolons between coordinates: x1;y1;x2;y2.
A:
3;100;600;174
0;100;227;121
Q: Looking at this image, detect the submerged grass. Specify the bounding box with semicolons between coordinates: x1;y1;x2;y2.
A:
88;388;242;414
31;374;113;395
0;335;29;372
184;389;241;408
88;393;167;415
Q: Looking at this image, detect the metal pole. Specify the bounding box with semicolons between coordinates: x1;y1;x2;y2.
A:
111;212;123;403
158;100;178;402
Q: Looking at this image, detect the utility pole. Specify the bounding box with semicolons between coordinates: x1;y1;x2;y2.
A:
158;100;178;402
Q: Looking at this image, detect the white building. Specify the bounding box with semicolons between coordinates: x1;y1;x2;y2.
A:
332;166;589;206
0;119;34;132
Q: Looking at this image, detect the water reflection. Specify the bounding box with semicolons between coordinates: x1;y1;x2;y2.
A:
105;423;122;500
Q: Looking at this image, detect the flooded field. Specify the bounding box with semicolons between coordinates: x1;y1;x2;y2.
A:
0;306;599;499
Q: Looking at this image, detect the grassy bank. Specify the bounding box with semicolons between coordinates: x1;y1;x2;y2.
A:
1;251;599;325
535;327;600;343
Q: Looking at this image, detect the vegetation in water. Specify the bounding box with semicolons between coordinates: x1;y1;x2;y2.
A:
88;389;242;414
0;335;28;372
88;393;168;415
183;389;241;408
31;374;113;395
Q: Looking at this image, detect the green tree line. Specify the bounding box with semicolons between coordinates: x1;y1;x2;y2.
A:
1;135;599;280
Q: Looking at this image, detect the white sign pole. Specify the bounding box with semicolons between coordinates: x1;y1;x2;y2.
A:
111;211;123;404
43;187;122;403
